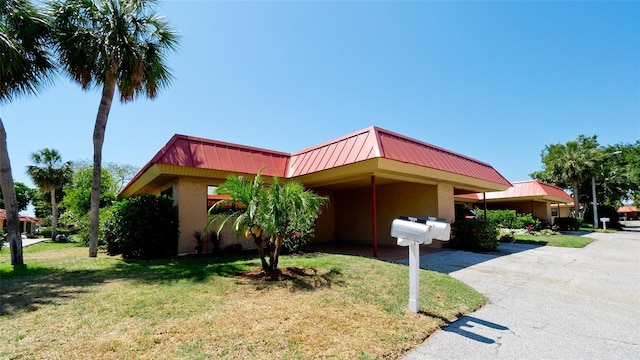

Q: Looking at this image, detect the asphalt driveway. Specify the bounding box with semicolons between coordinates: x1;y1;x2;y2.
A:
402;223;640;360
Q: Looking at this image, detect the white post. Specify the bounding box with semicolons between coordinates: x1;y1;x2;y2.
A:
592;176;598;228
407;241;420;313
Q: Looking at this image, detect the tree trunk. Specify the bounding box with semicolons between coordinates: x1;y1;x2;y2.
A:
50;187;57;240
0;119;23;266
268;236;276;270
271;235;283;270
572;181;580;218
253;235;269;270
89;74;117;257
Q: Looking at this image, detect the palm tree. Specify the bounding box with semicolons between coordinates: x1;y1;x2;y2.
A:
48;0;179;257
261;178;328;270
538;135;599;218
207;170;270;269
0;0;54;265
26;148;72;240
208;171;328;272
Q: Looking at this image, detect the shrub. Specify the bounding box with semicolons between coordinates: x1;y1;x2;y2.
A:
207;231;221;255
450;219;499;252
103;194;179;259
474;208;540;229
553;217;580;231
498;228;515;243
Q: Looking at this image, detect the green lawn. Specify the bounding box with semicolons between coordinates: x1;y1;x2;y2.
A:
514;234;593;248
1;242;485;359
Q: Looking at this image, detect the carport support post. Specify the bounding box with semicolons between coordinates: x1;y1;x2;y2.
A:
407;241;420;313
371;175;378;258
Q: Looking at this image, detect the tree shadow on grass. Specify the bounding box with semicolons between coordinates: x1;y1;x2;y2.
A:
0;254;345;316
238;267;345;292
0;255;257;316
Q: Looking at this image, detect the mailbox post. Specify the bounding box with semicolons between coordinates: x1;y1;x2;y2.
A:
391;217;451;313
600;217;610;230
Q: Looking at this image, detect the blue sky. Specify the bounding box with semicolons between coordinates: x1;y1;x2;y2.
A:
2;0;639;210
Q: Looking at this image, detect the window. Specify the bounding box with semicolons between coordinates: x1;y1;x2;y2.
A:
161;187;173;198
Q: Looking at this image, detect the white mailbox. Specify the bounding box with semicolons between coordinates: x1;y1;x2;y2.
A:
392;219;431;245
391;216;452;313
391;217;451;246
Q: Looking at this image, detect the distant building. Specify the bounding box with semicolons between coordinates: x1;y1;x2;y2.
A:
0;209;42;235
617;206;639;220
455;180;574;223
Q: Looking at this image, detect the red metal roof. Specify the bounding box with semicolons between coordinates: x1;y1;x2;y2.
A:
124;126;511;194
375;128;510;186
127;134;290;185
288;127;380;177
457;180;573;202
617;206;639;213
288;126;511;186
0;209;42;223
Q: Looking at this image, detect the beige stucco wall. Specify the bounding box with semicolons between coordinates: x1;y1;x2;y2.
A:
308;190;335;244
174;178;208;254
173;177;264;254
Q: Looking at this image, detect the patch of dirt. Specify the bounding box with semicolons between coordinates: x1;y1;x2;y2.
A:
236;266;318;282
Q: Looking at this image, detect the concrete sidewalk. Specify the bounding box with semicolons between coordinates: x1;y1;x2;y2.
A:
2;237;47;249
402;226;640;359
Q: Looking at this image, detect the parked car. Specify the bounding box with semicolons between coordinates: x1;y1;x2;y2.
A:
455;204;478;220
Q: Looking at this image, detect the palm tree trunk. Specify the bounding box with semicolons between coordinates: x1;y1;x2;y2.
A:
572;181;580;218
89;74;117;257
50;188;58;240
268;236;276;270
272;235;283;270
0;119;23;266
253;235;269;270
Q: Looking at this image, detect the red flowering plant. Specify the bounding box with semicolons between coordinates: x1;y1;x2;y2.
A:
283;227;314;254
450;219;499;252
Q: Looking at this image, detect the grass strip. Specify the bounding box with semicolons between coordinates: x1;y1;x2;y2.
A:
1;243;485;359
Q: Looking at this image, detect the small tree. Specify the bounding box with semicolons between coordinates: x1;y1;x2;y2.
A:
208;171;328;271
208;170;269;269
261;178;328;270
26;148;72;240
